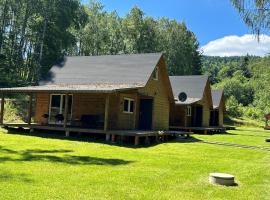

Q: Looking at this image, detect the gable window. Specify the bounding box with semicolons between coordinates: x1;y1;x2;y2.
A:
187;106;192;116
152;67;158;80
123;98;135;113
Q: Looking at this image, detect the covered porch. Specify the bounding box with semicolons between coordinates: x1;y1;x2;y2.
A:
0;91;112;132
0;85;126;142
0;85;189;145
2;123;191;145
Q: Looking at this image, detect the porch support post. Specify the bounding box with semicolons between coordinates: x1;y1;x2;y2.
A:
111;134;116;143
63;94;69;129
27;93;33;125
104;94;110;131
134;136;140;146
0;93;4;125
106;134;110;141
184;106;187;127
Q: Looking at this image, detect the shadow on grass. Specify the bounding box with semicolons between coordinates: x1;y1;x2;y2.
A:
201;141;270;152
218;131;270;138
3;127;201;148
0;146;134;166
0;172;33;183
171;136;202;143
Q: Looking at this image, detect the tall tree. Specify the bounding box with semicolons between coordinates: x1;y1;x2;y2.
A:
156;19;202;75
73;3;202;75
121;6;156;53
231;0;270;35
0;0;86;86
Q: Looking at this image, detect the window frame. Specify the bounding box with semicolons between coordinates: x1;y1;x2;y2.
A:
49;94;73;124
187;106;192;117
123;98;135;114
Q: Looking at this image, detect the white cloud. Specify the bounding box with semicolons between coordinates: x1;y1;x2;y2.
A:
201;34;270;56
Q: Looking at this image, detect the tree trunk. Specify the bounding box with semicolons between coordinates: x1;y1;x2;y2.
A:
0;0;8;53
36;9;48;84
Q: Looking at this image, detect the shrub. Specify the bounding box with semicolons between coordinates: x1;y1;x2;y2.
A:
226;96;243;118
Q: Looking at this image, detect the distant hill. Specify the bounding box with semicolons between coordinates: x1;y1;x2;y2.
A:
202;55;261;84
202;55;270;122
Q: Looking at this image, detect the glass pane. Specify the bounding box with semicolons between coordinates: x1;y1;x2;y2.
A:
50;107;61;122
68;95;72;114
51;95;61;108
124;99;129;112
62;95;65;111
130;100;134;112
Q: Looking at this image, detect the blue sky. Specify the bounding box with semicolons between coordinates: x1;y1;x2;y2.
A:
81;0;270;56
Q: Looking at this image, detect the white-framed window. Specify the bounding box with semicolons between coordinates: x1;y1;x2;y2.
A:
123;98;135;114
152;67;158;80
49;94;73;124
187;106;192;117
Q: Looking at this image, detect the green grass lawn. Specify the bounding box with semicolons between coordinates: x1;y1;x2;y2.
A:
0;128;269;200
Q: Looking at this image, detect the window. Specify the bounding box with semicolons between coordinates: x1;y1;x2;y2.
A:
152;67;158;80
49;94;73;124
123;98;135;113
187;106;192;116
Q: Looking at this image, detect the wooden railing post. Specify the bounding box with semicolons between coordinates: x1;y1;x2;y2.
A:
0;93;4;125
104;94;110;131
63;94;69;129
184;106;187;127
27;93;33;125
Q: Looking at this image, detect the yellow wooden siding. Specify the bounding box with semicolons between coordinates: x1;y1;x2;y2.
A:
198;80;212;127
219;107;224;127
117;93;138;130
107;93;119;130
170;104;186;127
138;59;170;130
72;93;106;121
170;79;213;128
218;95;225;127
34;93;49;123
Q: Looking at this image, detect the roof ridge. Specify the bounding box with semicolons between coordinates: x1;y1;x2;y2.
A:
65;52;163;58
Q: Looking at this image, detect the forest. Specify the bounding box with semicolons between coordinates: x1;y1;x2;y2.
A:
0;0;269;124
202;55;270;123
0;0;201;87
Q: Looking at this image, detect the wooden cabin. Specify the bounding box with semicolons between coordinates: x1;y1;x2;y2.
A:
210;89;226;127
0;53;175;144
169;75;213;128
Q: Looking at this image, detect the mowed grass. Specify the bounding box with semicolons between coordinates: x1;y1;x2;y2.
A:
0;128;269;200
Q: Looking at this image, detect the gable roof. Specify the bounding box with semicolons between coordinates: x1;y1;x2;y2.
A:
41;53;163;87
0;53;164;93
212;89;224;109
169;75;209;105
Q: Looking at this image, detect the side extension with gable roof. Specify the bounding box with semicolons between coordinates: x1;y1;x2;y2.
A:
169;75;213;127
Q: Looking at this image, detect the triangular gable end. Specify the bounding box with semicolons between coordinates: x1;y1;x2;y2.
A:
143;54;174;102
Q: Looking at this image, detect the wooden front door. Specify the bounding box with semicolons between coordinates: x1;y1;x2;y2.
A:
210;110;219;126
139;99;153;130
192;105;203;127
49;94;73;124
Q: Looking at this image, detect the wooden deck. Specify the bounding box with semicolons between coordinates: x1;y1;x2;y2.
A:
224;126;236;130
1;123;191;145
169;126;227;134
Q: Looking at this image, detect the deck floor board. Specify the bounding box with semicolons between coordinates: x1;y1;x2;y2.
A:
2;123;190;137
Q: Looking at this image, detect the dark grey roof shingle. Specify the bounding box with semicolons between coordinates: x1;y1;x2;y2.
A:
212;89;223;109
0;83;145;93
169;75;209;104
40;53;163;87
